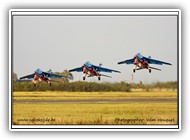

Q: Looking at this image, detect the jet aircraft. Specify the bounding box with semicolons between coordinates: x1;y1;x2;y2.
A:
118;53;172;73
19;69;67;86
69;61;121;81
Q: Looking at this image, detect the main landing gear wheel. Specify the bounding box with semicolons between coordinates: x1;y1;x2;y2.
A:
49;83;52;87
83;76;86;80
133;69;136;73
149;69;151;73
98;77;101;81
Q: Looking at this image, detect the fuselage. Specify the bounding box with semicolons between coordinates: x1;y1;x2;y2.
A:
133;56;149;69
82;65;100;77
32;69;51;84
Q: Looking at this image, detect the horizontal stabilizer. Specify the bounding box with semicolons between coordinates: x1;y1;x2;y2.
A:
50;79;61;83
17;79;32;82
100;74;112;78
149;66;161;71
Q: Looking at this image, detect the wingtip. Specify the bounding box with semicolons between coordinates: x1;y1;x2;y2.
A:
115;70;121;73
118;61;127;65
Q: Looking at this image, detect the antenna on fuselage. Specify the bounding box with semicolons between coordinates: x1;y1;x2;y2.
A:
99;63;102;67
48;68;52;72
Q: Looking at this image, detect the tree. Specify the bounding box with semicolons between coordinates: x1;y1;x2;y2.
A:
53;69;73;83
13;72;18;82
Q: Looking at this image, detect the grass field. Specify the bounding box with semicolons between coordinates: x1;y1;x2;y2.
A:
13;91;177;100
12;91;178;125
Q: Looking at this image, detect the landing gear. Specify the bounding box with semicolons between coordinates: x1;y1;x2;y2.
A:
98;77;101;81
47;80;52;86
83;76;86;80
133;69;136;73
32;79;37;87
83;74;86;80
49;83;52;87
149;69;151;73
133;66;137;73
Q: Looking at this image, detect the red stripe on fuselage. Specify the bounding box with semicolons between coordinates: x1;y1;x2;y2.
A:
34;74;50;83
133;56;149;69
82;65;100;76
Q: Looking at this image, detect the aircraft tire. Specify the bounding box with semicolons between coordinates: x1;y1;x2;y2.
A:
98;77;101;81
149;69;151;73
83;77;85;80
133;69;135;73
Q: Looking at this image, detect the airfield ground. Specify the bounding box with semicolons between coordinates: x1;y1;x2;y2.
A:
12;91;178;125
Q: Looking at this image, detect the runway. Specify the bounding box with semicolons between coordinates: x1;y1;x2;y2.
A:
13;98;177;104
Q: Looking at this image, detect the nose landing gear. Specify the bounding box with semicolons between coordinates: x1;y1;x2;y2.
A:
47;81;52;86
98;76;101;81
83;74;86;80
49;83;52;87
32;79;38;87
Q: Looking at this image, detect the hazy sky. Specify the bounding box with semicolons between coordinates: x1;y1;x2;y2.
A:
13;15;178;83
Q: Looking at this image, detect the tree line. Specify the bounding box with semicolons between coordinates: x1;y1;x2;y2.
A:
131;81;177;91
13;80;177;92
13;72;177;92
13;81;131;92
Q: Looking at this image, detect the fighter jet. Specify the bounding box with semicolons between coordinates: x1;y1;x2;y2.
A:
19;68;67;86
69;61;121;81
118;53;172;73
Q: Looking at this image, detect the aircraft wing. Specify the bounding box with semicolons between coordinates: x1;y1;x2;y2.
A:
69;67;83;72
17;79;32;82
118;58;134;65
43;72;65;78
93;65;121;73
19;73;35;79
144;57;172;65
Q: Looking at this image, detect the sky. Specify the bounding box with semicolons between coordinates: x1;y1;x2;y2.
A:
13;14;178;83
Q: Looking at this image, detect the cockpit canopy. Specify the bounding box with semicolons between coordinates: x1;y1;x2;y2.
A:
84;61;93;68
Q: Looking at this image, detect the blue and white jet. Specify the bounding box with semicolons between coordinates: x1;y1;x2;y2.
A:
19;69;67;86
69;61;121;81
118;53;172;73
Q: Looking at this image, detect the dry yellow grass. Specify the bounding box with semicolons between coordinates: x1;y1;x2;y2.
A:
13;91;177;100
12;91;178;125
